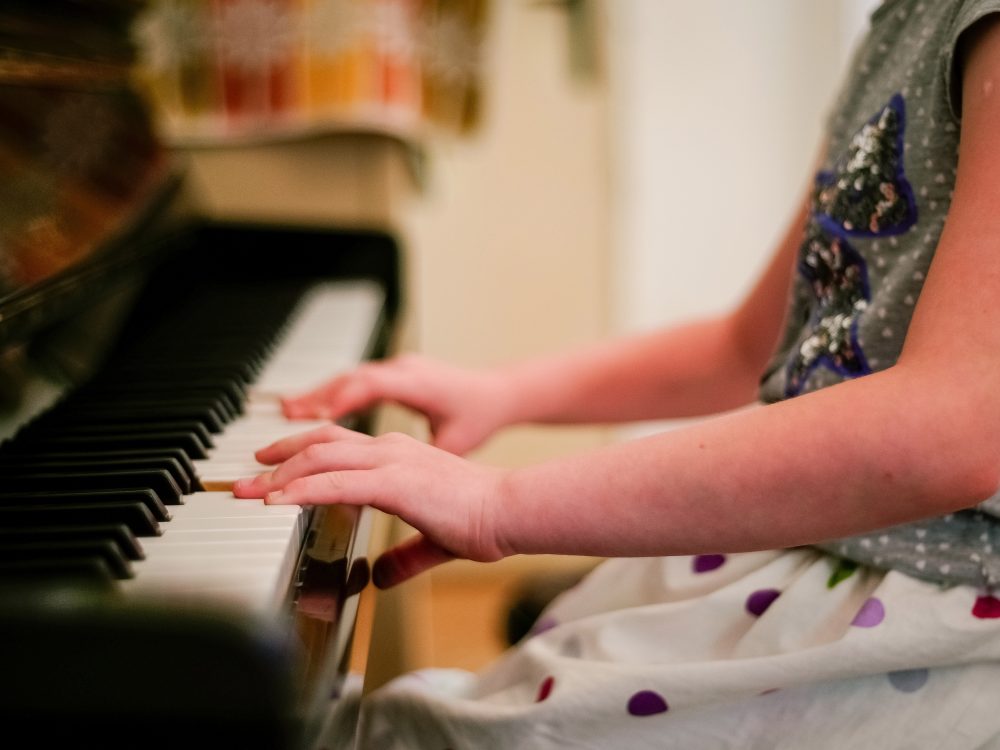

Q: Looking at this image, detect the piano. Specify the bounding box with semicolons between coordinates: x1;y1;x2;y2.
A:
0;3;402;747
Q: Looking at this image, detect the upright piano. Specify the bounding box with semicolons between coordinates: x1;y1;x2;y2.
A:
0;2;402;747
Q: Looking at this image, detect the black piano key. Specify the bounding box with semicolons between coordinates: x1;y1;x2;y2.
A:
0;525;144;561
56;393;237;424
101;362;258;391
0;448;201;491
1;470;183;506
0;540;132;580
0;503;161;536
30;402;226;435
4;431;210;460
85;376;249;405
0;457;193;494
15;420;216;451
0;489;170;522
0;557;117;589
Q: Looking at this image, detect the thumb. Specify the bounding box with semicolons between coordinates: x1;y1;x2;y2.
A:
371;535;456;589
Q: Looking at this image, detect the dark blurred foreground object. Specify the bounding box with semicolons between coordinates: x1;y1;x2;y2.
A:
505;566;594;645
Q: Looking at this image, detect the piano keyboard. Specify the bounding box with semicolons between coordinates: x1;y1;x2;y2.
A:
0;277;386;618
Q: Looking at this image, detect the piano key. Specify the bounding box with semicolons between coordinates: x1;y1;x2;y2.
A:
0;503;162;537
158;514;299;532
0;540;133;580
60;393;239;423
1;470;184;506
5;430;212;460
137;527;293;544
0;448;201;492
251;281;384;396
0;557;117;589
0;489;170;522
36;402;228;433
0;457;194;494
0;525;144;561
168;491;301;519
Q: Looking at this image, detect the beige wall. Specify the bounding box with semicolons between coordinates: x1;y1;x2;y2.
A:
398;0;612;469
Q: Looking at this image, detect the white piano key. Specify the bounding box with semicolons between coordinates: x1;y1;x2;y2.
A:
138;527;293;544
118;280;382;615
156;515;304;531
168;492;301;518
251;280;384;397
137;539;297;558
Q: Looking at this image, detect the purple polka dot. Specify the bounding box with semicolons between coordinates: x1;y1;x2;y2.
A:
851;597;885;627
888;668;929;693
692;554;727;573
529;616;558;637
536;676;555;702
627;690;669;716
745;588;781;616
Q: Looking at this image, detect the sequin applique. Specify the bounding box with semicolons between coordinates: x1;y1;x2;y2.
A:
784;94;917;397
815;94;917;237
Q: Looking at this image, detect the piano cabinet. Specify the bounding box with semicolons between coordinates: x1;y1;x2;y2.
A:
0;218;404;750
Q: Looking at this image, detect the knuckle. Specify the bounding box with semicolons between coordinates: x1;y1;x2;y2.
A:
321;424;343;441
320;472;347;492
301;443;328;464
395;353;420;368
378;431;410;446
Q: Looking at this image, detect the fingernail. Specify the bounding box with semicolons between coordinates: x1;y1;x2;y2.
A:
265;490;284;504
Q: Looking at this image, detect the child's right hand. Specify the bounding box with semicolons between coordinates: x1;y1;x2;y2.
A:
280;353;513;455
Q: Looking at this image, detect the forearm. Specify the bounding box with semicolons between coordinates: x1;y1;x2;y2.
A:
496;313;765;426
494;363;1000;559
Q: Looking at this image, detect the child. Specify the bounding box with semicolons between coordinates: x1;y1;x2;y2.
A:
234;1;1000;746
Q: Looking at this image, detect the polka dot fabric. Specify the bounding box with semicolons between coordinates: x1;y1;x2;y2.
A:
348;551;1000;748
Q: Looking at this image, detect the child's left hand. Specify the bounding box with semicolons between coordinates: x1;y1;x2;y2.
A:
232;423;511;588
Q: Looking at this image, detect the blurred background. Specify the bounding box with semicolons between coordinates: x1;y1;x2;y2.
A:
1;0;882;683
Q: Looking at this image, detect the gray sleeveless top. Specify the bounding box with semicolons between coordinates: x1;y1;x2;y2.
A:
758;0;1000;588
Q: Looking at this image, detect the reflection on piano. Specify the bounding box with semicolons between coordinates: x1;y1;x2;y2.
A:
0;3;402;748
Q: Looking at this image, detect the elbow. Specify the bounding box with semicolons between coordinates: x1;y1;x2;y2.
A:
881;362;1000;514
911;398;1000;513
950;457;1000;510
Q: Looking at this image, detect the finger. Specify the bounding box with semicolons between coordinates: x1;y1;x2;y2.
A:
371;535;456;589
244;442;381;497
254;423;365;465
283;364;432;420
281;370;385;419
263;469;385;509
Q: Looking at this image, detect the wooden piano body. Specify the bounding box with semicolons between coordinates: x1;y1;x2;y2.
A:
0;3;403;746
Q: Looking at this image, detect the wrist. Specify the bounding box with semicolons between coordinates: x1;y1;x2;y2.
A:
489;466;526;558
492;360;563;426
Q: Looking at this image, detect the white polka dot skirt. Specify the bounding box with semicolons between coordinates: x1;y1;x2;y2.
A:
350;550;1000;749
